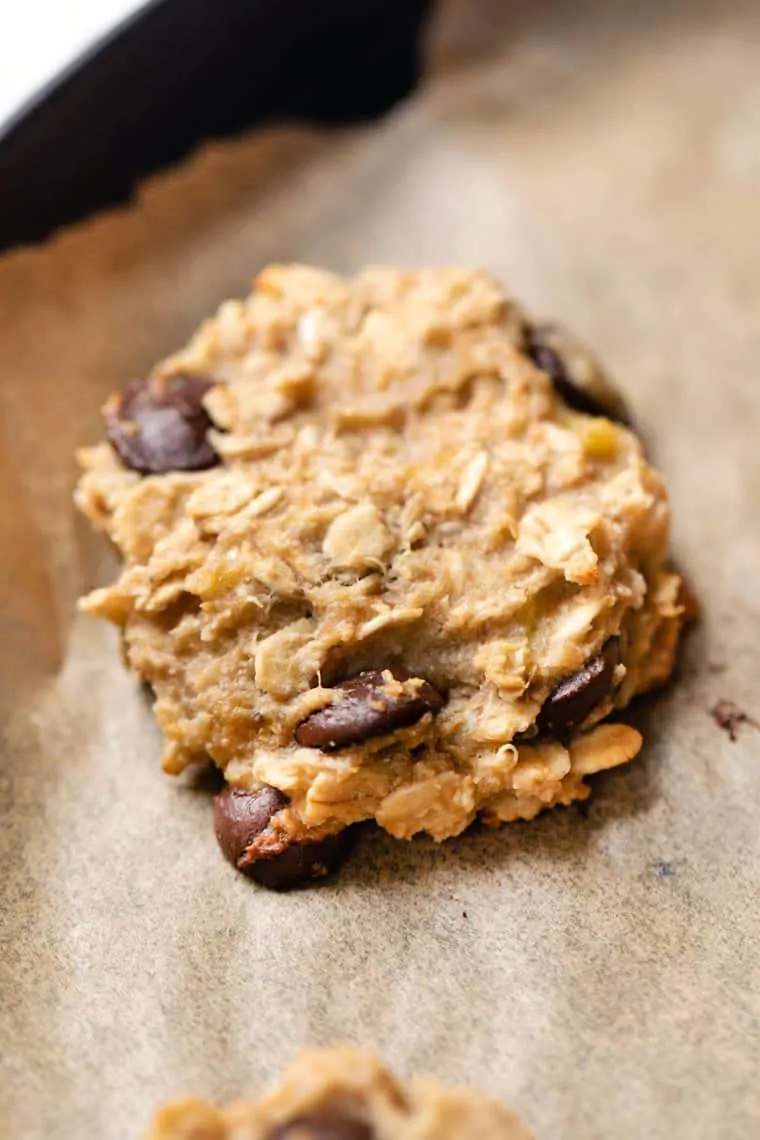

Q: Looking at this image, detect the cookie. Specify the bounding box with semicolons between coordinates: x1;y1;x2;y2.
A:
76;265;687;888
146;1047;532;1139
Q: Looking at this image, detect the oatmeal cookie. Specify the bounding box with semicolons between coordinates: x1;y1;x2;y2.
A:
76;265;687;888
146;1047;532;1139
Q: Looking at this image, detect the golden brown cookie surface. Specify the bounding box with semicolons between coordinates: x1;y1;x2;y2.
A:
77;265;686;885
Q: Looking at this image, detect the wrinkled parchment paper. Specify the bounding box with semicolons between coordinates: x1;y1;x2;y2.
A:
2;2;760;1137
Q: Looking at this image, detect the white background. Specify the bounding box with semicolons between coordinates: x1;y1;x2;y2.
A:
0;1;146;128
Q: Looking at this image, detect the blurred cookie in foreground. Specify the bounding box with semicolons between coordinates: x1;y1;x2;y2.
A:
147;1047;533;1139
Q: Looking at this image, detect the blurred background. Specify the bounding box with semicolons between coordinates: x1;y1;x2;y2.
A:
0;1;145;124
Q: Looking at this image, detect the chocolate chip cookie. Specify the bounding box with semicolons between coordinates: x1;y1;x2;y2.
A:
146;1047;532;1139
76;265;687;888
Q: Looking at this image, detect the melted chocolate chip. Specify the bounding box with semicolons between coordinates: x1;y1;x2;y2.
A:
295;668;445;751
267;1112;375;1140
537;639;620;739
525;324;612;420
104;372;220;474
214;785;287;866
213;785;355;891
246;830;357;892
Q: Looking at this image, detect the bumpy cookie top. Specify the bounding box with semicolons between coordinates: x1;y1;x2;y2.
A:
146;1047;532;1139
77;266;684;852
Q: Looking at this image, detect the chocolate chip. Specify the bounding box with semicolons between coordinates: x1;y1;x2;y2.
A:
537;639;620;739
267;1112;375;1140
525;324;614;420
248;830;357;892
214;785;287;865
213;785;355;891
294;668;445;751
104;372;220;474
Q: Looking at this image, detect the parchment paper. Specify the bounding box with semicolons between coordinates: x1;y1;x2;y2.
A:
2;2;760;1137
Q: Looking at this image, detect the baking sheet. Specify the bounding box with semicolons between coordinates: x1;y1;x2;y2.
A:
2;1;760;1137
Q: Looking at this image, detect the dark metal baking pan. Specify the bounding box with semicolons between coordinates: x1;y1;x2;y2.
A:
0;0;433;254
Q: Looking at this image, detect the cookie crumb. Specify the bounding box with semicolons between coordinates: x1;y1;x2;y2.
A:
711;699;758;742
